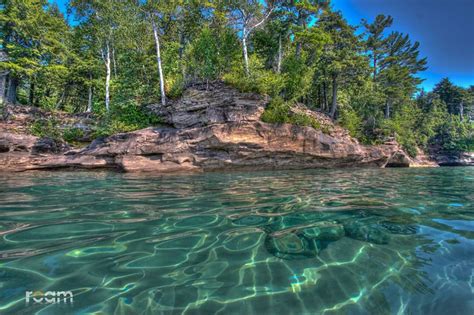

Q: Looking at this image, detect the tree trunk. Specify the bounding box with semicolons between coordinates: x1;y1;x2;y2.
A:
384;99;391;119
6;75;17;104
242;31;249;76
459;101;464;121
322;81;328;112
56;89;66;109
330;76;338;119
179;30;186;81
373;55;377;82
276;35;282;74
87;73;93;113
29;82;35;105
105;41;111;112
295;12;304;58
0;72;7;104
152;19;166;106
112;47;117;78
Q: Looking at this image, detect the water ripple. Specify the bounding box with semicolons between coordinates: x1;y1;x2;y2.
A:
0;167;473;314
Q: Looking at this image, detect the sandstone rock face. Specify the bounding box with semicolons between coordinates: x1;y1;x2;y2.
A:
148;82;266;129
0;83;428;173
0;122;411;172
434;152;474;166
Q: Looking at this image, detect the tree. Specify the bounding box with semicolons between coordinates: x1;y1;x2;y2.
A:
70;0;130;112
1;0;69;105
142;1;184;106
378;31;427;118
433;78;465;116
187;27;219;84
363;14;393;82
283;0;328;59
228;0;275;75
318;10;367;118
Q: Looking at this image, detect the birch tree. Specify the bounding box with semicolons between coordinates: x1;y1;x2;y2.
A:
143;1;174;107
70;0;119;112
151;18;166;106
101;38;112;111
229;1;275;75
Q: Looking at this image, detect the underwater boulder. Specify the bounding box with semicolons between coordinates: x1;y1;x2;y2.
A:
232;215;270;226
260;215;307;234
379;221;418;235
299;221;345;241
265;232;319;260
343;221;390;245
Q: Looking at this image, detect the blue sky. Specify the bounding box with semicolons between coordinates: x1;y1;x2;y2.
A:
51;0;473;91
332;0;474;91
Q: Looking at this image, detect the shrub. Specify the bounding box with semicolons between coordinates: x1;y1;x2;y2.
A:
380;105;420;157
281;54;313;101
260;97;291;123
255;70;286;98
434;116;474;152
338;106;365;141
92;101;162;138
261;97;327;132
223;55;285;97
63;127;85;143
29;117;62;140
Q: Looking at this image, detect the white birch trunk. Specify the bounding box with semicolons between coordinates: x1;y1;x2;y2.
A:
152;20;166;107
242;36;250;75
240;8;273;76
105;41;111;112
276;35;282;74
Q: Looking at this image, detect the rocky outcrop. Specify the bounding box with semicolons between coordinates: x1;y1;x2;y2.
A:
0;83;429;173
0;123;413;172
148;81;267;129
0;103;95;141
433;152;474;166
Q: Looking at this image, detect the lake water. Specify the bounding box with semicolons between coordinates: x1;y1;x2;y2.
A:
0;168;473;314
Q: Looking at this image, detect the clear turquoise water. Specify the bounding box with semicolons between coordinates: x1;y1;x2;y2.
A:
0;168;473;315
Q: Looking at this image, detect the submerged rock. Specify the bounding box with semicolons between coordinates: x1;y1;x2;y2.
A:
265;232;319;260
299;221;345;241
232;215;270;226
343;221;391;245
379;221;418;235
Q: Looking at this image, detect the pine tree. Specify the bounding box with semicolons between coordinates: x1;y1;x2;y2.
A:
363;14;393;82
317;10;367;118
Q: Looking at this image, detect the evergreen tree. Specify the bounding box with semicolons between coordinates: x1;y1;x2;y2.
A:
363;14;393;82
317;10;367;118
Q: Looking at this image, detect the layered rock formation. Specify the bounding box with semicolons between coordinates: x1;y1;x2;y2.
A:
0;83;431;172
434;152;474;166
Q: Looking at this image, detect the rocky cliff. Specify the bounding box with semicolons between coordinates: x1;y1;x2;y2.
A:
0;83;448;173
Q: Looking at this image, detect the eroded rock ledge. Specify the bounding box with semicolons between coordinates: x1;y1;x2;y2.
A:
0;83;440;172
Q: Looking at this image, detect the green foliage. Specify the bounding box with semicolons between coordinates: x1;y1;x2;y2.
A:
380;105;421;157
92;102;162;138
338;106;365;140
281;54;313;101
260;97;291;123
434;117;474;152
261;97;325;131
62;127;85;143
187;27;219;81
223;56;285;97
4;0;473;158
29;117;62;140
